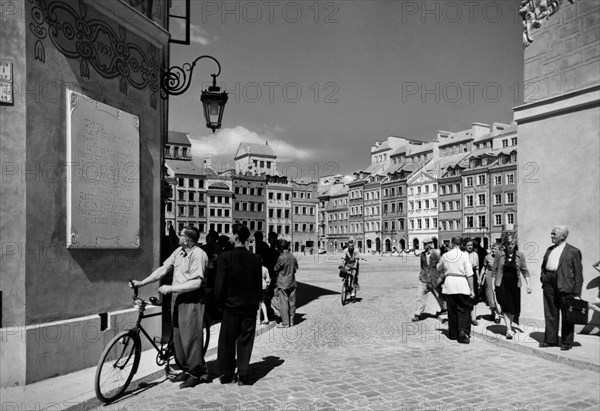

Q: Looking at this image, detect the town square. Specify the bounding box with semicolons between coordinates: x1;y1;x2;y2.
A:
1;0;599;410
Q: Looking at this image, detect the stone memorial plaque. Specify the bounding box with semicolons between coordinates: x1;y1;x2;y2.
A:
66;90;140;248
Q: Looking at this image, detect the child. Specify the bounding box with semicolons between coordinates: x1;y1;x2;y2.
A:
258;265;270;324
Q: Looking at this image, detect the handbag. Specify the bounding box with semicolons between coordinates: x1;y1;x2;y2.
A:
564;297;589;325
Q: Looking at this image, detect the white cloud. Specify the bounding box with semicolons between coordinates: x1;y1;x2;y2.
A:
189;126;313;166
175;21;216;46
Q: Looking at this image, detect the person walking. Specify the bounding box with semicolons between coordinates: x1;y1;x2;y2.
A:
131;225;209;388
464;238;480;326
257;265;270;325
273;239;299;328
215;224;263;385
482;244;502;323
492;235;532;340
437;236;475;344
539;225;583;351
412;238;442;322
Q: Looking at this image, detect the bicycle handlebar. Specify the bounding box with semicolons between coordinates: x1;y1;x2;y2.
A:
129;280;162;307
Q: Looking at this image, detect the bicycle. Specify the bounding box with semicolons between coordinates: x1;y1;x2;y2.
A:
338;260;364;305
94;282;211;403
339;265;356;306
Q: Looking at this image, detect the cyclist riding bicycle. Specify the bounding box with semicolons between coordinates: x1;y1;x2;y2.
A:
340;240;363;298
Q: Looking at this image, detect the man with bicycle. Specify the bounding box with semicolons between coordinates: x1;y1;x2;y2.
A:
131;225;209;389
341;240;362;298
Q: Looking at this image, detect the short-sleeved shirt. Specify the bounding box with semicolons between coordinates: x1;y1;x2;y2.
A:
163;246;208;287
437;248;473;295
342;248;359;268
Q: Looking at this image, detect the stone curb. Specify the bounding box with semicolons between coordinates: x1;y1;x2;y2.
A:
471;324;600;374
68;321;278;411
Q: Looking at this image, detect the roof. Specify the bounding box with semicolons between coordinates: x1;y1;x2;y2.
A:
438;129;473;147
167;131;192;146
493;124;517;137
407;141;435;156
165;159;204;176
234;142;276;159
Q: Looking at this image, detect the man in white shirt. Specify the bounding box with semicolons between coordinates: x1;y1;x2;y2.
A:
539;226;583;351
131;225;209;388
437;237;475;344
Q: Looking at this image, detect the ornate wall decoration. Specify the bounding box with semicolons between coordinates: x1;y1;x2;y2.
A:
29;0;160;109
520;0;575;47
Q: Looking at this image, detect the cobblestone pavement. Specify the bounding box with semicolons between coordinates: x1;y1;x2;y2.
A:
102;255;600;411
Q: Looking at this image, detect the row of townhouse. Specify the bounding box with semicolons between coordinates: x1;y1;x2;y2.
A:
164;132;318;252
317;122;519;253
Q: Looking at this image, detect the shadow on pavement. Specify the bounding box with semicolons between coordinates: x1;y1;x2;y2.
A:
295;281;340;308
246;356;285;385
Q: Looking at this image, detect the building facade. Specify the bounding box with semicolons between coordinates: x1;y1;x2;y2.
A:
0;0;170;386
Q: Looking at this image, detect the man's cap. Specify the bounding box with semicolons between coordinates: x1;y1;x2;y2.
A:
422;237;434;245
182;226;200;243
347;240;354;245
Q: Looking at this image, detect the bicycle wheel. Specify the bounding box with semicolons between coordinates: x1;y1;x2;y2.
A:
341;277;348;305
95;331;141;403
202;315;211;355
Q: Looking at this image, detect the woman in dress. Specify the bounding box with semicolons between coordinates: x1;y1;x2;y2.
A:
492;235;532;339
482;244;502;323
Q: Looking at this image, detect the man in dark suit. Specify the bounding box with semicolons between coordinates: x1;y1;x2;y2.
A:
412;238;442;321
215;224;263;385
539;225;583;351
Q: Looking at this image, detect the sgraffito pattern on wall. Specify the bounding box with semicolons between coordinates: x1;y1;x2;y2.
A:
29;0;160;109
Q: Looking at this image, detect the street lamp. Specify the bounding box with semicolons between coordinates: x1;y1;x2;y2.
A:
161;55;228;133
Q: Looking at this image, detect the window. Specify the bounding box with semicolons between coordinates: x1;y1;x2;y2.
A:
399;219;405;230
478;215;486;228
417;219;422;229
478;194;486;206
433;218;437;228
466;177;473;187
466;195;474;207
466;216;474;228
478;175;486;185
188;206;195;216
166;202;172;212
432;184;437;192
441;202;447;212
188;178;194;188
506;173;515;184
455;200;461;210
399;202;404;213
417;186;422;194
506;192;515;204
285;194;290;201
448;201;454;211
494;175;502;186
454;184;461;193
276;193;282;200
425;219;430;229
268;192;274;200
506;213;515;224
502;139;508;148
178;178;184;187
440;186;446;195
179;191;185;201
494;193;502;205
511;137;517;146
178;206;185;216
424;200;429;209
494;214;502;226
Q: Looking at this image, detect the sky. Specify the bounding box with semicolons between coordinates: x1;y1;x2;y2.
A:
168;0;524;179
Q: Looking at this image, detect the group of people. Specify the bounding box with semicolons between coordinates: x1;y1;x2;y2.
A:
131;224;299;389
413;226;585;351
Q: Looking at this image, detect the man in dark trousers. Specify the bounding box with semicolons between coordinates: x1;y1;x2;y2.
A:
539;225;583;351
273;239;299;328
215;224;263;385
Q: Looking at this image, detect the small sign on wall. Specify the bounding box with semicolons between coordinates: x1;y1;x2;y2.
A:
66;90;141;248
0;58;13;104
